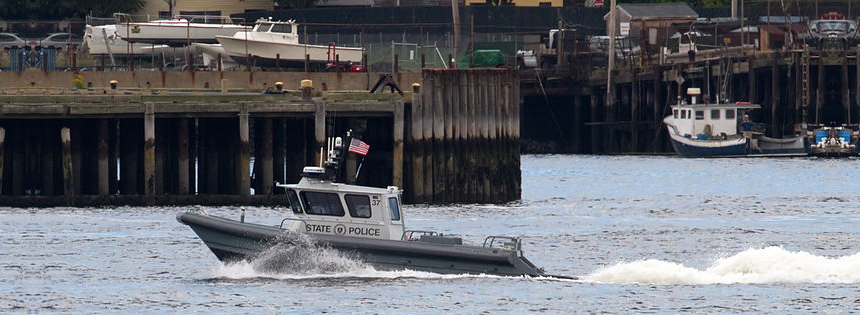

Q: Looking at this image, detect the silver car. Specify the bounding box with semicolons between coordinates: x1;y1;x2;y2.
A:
39;32;82;49
0;33;26;50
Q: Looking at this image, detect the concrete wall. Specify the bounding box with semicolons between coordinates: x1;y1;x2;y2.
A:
0;71;422;92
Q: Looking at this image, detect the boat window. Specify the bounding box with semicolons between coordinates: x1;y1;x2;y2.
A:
388;197;401;221
256;24;272;32
300;191;345;216
726;109;736;119
271;24;292;34
680;110;687;119
673;109;678;119
695;110;704;120
344;194;372;218
287;189;303;214
711;109;720;120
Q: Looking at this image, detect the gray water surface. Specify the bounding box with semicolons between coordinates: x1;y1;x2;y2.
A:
3;155;860;314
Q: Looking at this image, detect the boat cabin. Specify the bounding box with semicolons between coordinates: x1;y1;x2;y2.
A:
279;167;404;241
666;88;760;139
244;19;299;42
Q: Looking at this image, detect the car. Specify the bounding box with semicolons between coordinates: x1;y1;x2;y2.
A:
0;33;26;50
39;32;82;50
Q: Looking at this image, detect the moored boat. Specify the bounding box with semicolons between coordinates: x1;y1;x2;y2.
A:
177;136;548;277
807;125;858;156
663;88;807;157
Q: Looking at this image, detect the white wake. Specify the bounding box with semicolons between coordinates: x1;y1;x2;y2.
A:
586;246;860;284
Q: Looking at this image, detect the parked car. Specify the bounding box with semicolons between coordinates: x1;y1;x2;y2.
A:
39;33;82;49
0;33;26;50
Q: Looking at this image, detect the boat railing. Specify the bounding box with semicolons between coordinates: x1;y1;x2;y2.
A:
279;217;307;229
176;15;245;25
402;230;438;241
483;236;522;252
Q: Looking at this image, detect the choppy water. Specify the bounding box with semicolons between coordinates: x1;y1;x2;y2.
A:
3;155;860;314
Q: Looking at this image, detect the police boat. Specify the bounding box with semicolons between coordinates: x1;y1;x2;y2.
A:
177;137;547;277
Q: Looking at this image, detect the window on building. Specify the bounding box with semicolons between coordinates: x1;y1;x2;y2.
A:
344;194;372;218
711;109;720;120
300;191;345;216
158;11;171;19
726;109;736;120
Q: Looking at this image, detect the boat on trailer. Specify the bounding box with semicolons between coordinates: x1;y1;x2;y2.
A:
177;136;548;277
663;88;808;157
114;13;249;46
215;18;364;69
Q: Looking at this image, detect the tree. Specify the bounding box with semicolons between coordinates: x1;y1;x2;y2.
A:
0;0;146;20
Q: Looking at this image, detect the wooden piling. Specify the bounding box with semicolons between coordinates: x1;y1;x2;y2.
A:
143;102;155;197
843;54;850;124
631;76;640;152
409;83;425;203
422;72;434;202
61;127;73;203
238;103;251;197
259;117;274;195
0;127;5;195
392;100;404;189
432;70;446;203
273;118;286;189
772;53;780;137
177;118;189;195
97;119;109;196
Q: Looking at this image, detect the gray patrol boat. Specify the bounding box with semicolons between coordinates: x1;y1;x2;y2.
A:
177;137;547;277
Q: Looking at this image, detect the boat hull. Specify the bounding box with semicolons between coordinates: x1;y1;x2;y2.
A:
667;130;807;157
116;23;248;45
176;212;545;277
217;36;363;67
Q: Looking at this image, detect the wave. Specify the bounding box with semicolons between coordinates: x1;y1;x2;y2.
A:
586;246;860;285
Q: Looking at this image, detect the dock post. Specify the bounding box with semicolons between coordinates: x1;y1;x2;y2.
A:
590;92;600;154
843;53;850;124
0;127;5;195
238;103;251;197
457;71;469;202
392;100;404;189
61;127;74;204
177;118;189;195
432;70;446;202
273;118;285;192
631;76;640;152
98;119;109;196
259;117;274;195
422;71;434;202
466;71;478;202
144;102;155;198
409;83;425;203
39;123;54;196
816;54;824;125
314;101;326;168
772;52;781;137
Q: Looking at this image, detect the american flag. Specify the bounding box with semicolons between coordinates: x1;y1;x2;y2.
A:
348;138;370;155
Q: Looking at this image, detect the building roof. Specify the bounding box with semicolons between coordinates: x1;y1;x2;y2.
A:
609;3;698;20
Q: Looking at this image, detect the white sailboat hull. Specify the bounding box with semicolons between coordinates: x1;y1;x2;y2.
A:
216;35;363;67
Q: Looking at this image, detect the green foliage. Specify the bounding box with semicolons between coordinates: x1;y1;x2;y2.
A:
0;0;146;20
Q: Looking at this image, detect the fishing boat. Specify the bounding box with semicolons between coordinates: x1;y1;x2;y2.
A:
215;18;363;69
807;125;858;156
177;136;548;277
663;88;807;157
114;13;249;46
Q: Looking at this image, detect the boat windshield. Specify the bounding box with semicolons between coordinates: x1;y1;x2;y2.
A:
301;191;345;216
287;189;303;214
388;197;401;221
256;24;272;32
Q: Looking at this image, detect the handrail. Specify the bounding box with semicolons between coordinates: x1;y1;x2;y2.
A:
482;235;521;251
402;230;437;241
279;217;306;229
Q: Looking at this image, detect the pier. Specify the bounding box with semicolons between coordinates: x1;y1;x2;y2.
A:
0;69;518;206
